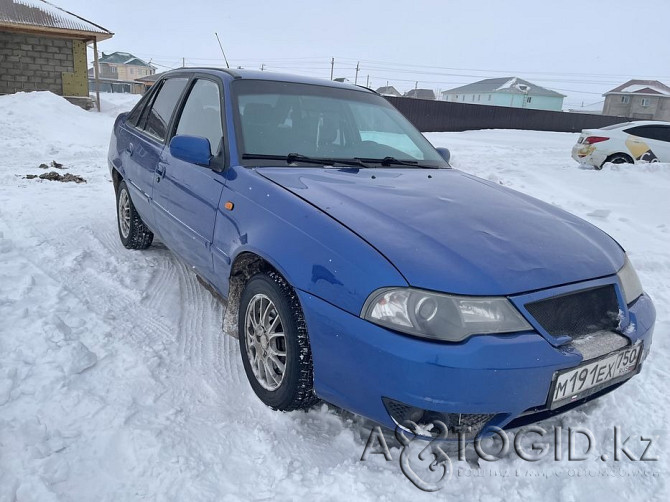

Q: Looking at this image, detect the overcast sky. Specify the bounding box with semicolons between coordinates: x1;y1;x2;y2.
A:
57;0;670;109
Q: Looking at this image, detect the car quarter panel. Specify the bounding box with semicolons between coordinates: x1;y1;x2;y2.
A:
210;165;408;315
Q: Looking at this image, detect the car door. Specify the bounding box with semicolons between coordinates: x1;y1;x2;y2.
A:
625;125;670;162
151;77;226;283
121;77;189;228
649;125;670;161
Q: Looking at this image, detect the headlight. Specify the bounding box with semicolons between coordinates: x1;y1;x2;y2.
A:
361;288;532;342
617;255;644;305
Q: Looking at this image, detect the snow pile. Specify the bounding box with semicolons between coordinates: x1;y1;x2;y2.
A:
0;93;668;500
0;91;114;180
95;92;143;119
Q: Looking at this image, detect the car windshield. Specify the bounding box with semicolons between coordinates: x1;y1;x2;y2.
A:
231;79;447;168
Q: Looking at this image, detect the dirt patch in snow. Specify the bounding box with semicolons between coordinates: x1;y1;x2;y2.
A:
25;171;86;183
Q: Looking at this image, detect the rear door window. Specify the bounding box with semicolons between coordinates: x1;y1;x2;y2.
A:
137;77;189;142
625;126;670;142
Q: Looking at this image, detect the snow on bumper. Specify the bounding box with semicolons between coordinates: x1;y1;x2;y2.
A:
299;289;655;431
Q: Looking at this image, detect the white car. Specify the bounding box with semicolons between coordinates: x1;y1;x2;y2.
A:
571;120;670;169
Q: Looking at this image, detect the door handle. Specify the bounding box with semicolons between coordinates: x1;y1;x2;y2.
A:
126;142;134;155
155;164;166;183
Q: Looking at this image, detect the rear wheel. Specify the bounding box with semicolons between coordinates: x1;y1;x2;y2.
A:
238;272;317;411
116;180;153;249
600;153;633;169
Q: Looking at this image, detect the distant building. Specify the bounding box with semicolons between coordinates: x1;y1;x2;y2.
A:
135;72;162;92
90;51;155;81
441;77;565;111
602;80;670;121
0;0;113;108
87;51;155;94
405;88;435;100
376;85;401;97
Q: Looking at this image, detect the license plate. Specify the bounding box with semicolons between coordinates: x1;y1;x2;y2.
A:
549;344;642;409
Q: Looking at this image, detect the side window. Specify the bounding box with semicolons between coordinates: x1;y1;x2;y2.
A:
126;88;153;127
626;126;668;142
175;79;223;155
139;77;189;141
625;126;651;140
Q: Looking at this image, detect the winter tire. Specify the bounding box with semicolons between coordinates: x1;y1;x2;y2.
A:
600;153;633;169
116;180;153;249
238;272;318;411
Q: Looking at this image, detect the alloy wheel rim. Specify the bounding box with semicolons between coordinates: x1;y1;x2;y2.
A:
118;189;131;239
244;293;287;391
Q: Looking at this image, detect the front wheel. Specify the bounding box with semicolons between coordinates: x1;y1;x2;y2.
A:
238;272;318;411
116;180;153;249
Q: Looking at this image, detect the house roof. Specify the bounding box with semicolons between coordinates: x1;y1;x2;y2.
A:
99;51;153;68
405;88;435;100
376;85;401;96
135;72;162;83
604;79;670;97
442;77;565;98
0;0;112;41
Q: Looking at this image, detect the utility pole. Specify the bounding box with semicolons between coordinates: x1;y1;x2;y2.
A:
366;75;369;88
261;64;265;71
182;57;185;68
354;61;360;85
330;57;334;80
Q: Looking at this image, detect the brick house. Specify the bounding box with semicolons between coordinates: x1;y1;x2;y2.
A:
0;0;112;108
602;80;670;121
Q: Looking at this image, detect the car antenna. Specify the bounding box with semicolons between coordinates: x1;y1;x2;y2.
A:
215;32;230;69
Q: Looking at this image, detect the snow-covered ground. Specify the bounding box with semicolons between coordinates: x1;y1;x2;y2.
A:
0;92;667;501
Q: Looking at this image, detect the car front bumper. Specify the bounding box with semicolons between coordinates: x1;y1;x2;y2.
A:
299;286;655;436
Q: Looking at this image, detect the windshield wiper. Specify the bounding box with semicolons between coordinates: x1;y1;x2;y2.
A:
242;153;370;169
357;156;440;169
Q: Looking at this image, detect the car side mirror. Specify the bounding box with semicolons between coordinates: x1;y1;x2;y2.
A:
170;135;212;167
435;147;451;165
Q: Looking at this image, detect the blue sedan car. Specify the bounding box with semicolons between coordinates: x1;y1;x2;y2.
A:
109;68;655;439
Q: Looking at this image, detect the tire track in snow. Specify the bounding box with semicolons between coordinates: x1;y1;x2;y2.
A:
172;259;243;389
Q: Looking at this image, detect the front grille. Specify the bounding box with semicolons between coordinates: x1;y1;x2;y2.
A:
525;285;619;339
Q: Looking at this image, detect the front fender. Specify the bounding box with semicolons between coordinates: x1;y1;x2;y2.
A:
212;165;408;315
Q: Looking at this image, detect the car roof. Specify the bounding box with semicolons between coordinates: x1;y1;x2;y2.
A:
157;67;375;94
609;120;670;128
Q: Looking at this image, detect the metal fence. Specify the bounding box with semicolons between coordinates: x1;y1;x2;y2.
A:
385;97;628;133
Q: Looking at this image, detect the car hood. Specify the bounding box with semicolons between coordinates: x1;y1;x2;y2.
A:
257;167;624;296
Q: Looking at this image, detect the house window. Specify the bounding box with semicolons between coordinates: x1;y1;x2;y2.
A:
477;95;481;101
526;96;532;103
488;94;492;101
641;98;650;107
472;95;475;102
621;95;630;104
